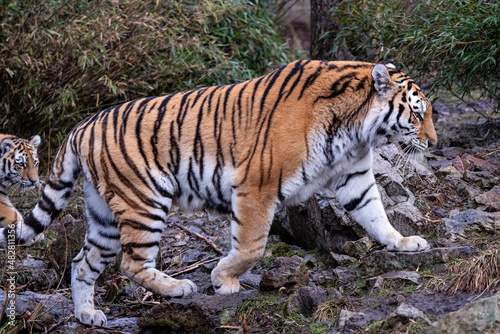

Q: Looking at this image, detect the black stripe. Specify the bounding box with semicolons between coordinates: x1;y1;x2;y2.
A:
121;219;163;233
336;169;370;190
344;183;375;212
86;237;113;251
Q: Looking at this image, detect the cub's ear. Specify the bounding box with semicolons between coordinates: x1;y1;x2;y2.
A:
0;138;14;158
29;135;41;150
372;64;394;97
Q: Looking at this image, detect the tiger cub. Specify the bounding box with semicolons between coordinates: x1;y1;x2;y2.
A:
0;134;41;227
2;60;436;326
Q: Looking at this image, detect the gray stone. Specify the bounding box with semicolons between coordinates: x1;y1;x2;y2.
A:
439;209;500;242
260;256;309;290
436;165;463;178
338;309;366;330
366;276;384;295
137;290;258;331
286;286;328;316
464;170;499;188
329;252;358;267
0;290;73;326
391;302;431;324
343;237;373;259
475;186;500;211
361;246;477;276
432;293;500;334
386;202;426;237
445;175;482;200
333;266;359;283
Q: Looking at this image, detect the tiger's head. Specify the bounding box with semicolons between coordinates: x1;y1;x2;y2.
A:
0;135;41;191
371;62;437;151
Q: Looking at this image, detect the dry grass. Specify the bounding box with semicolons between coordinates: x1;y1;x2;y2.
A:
447;249;500;295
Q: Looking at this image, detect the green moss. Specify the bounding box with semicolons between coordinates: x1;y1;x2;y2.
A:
270;242;304;258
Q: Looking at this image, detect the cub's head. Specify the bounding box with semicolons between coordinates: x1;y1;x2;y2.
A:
0;135;41;191
371;62;437;151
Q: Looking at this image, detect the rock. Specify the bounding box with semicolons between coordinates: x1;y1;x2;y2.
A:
464;170;499;188
475;186;500;211
437;147;467;160
432;293;500;334
445;175;482;200
286;286;327;317
0;290;73;328
239;272;261;290
260;256;309;290
366;271;420;294
462;153;500;173
13;258;59;290
381;271;421;284
338;309;366;330
436;165;463;178
333;266;359;283
386;202;427;236
366;276;384;295
271;193;363;254
343;237;373;259
46;214;89;282
329;252;358;267
439;209;500;242
361;246;477;276
137;290;257;332
391;302;431;324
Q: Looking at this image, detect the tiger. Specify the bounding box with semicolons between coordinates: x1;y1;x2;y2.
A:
0;60;437;326
0;134;41;227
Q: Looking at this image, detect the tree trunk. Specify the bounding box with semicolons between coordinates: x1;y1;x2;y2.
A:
310;0;351;60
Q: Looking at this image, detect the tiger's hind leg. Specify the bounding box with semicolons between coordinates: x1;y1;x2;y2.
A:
211;189;276;294
116;198;197;298
72;179;121;326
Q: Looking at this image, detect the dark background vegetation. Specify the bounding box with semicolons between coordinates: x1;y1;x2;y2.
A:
0;0;289;168
1;0;499;165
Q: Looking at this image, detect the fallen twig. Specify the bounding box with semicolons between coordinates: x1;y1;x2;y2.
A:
171;222;224;255
415;214;440;224
167;258;219;277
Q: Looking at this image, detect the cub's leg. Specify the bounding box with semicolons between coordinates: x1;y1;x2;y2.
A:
72;179;121;326
212;189;276;294
333;152;429;252
116;198;197;298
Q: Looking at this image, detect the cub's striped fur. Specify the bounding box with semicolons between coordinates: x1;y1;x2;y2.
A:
2;60;436;326
0;134;40;227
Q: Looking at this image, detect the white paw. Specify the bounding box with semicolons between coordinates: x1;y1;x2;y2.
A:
76;309;107;327
391;236;429;252
166;278;198;297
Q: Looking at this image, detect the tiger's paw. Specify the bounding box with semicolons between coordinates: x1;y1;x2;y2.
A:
75;308;107;327
167;278;198;297
213;276;240;295
389;235;429;252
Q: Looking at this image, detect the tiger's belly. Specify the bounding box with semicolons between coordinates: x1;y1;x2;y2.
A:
172;160;234;215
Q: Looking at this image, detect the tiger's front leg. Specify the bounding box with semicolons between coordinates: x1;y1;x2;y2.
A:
211;189;276;294
333;152;429;252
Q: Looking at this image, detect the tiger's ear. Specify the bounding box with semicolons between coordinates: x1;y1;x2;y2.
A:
372;64;394;97
0;138;14;158
29;135;41;150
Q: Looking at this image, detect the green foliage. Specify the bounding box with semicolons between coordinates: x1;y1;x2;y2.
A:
0;0;289;167
332;0;500;116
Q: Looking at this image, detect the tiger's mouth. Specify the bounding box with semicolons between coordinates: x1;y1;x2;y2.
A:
411;138;429;151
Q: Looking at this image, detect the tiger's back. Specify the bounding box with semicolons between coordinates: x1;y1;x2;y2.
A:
10;60;436;326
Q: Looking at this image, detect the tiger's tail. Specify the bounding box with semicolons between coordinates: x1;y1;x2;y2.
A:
1;134;81;246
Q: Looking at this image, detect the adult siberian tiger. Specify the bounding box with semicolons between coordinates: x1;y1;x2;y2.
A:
0;134;41;227
2;60;436;326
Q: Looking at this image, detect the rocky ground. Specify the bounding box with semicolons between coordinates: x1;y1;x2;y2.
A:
0;98;499;334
